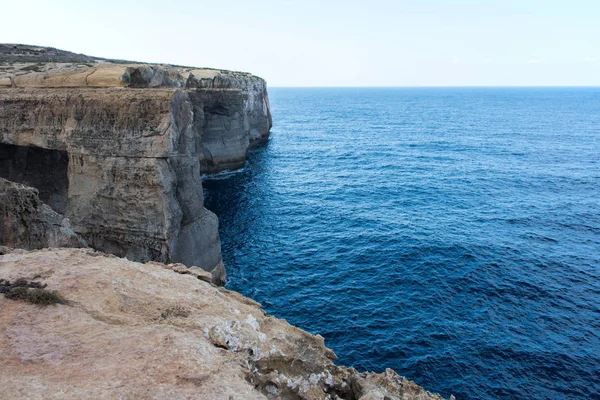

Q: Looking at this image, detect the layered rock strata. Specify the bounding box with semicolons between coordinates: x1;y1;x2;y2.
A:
0;44;272;173
0;44;272;275
0;248;447;400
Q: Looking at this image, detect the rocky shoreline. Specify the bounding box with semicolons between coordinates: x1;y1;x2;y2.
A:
0;45;450;399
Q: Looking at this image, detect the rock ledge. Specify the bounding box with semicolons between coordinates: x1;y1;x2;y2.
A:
0;248;448;400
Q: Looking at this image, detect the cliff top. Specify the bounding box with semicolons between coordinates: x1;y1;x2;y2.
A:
0;43;122;64
0;44;264;89
0;247;446;399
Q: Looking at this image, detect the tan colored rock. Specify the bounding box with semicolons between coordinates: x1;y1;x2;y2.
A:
162;261;213;284
1;44;273;274
86;64;132;87
0;248;448;400
0;88;222;274
1;44;273;173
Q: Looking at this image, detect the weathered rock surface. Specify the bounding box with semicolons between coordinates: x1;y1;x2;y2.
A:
0;178;86;249
0;44;272;172
0;44;272;274
0;248;447;400
0;87;223;275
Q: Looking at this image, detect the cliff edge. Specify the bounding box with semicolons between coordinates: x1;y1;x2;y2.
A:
0;44;272;275
0;248;447;400
0;46;449;399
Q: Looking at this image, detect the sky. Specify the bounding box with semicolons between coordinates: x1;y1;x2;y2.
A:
1;0;599;86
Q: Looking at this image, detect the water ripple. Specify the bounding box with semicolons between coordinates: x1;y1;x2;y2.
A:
204;88;600;399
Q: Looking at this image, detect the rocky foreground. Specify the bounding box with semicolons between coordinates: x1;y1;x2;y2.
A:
0;248;447;400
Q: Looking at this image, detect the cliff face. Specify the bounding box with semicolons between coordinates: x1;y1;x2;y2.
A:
0;248;446;400
0;44;272;173
0;87;223;275
0;44;272;275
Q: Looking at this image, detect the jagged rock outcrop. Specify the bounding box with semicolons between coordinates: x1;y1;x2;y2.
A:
0;178;86;249
0;44;272;275
0;248;446;400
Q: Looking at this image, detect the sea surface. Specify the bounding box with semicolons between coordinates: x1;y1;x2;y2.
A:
203;88;600;399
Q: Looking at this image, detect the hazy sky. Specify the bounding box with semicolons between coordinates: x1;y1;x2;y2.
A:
2;0;599;86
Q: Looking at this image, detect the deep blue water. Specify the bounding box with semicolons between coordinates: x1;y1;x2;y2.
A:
203;88;600;399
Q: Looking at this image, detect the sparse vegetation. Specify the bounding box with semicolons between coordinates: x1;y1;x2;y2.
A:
161;305;191;319
0;279;65;306
5;287;65;305
20;63;44;72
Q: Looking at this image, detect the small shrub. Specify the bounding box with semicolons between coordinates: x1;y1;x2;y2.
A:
161;305;190;319
1;279;65;306
4;286;28;300
26;288;65;305
5;287;65;305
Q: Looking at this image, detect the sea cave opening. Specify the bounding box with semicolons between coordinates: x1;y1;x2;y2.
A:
0;143;69;215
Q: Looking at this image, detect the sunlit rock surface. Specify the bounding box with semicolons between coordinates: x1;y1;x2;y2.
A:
0;248;447;400
0;44;272;274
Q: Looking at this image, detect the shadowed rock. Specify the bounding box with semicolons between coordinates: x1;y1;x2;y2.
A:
0;178;86;249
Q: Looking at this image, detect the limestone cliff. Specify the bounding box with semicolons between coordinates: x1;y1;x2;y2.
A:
0;44;272;275
0;44;272;172
0;248;447;400
0;46;448;399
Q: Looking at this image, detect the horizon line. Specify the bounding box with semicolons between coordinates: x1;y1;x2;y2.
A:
269;85;600;89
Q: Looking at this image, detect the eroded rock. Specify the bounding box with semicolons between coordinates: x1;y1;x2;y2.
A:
0;44;272;274
0;248;448;400
0;44;272;173
0;178;86;249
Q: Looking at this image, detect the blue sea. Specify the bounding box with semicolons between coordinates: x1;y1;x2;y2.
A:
203;88;600;399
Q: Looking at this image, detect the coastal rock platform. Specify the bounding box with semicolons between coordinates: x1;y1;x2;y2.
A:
0;248;446;400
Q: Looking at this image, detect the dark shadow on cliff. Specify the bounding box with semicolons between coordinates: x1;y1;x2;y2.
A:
0;143;69;214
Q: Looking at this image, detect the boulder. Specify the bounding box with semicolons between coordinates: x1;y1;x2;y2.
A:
0;178;86;249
